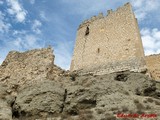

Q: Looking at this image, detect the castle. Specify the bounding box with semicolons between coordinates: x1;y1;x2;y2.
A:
70;2;160;80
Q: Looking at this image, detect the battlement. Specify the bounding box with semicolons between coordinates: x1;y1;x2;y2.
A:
79;2;132;29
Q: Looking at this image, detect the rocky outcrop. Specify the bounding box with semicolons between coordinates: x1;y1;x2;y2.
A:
60;72;160;120
0;48;159;120
12;80;64;120
9;72;160;120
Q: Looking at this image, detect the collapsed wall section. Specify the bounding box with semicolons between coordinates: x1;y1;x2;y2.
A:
70;3;146;74
0;47;64;86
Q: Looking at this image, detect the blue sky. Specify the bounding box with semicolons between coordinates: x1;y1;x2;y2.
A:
0;0;160;70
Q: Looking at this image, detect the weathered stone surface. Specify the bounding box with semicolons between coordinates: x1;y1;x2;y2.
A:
0;47;64;87
145;54;160;80
0;47;65;120
0;84;12;120
0;2;160;120
3;72;158;120
12;80;64;119
71;3;146;75
60;72;160;120
0;54;160;120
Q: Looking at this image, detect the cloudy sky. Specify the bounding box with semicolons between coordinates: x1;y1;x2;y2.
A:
0;0;160;70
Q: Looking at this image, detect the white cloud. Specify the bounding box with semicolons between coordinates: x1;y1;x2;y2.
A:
131;0;160;21
13;30;27;35
141;28;160;55
12;34;44;50
7;0;27;22
32;20;42;34
0;11;11;33
40;11;48;21
30;0;35;4
132;0;144;8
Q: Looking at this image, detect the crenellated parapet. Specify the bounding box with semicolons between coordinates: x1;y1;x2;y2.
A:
78;13;104;29
78;2;131;29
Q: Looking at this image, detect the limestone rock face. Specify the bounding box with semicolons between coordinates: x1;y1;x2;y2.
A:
60;72;160;120
12;80;64;119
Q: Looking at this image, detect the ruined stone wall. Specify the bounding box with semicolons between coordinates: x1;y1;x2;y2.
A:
0;47;64;86
145;55;160;80
70;3;146;74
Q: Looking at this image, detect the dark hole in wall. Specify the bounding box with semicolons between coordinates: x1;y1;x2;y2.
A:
78;99;97;109
114;74;128;82
21;111;26;116
143;86;157;97
11;97;20;118
12;110;20;118
85;26;89;36
97;48;100;53
70;76;76;81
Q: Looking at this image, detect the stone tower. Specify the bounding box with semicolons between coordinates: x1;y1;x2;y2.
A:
70;3;146;75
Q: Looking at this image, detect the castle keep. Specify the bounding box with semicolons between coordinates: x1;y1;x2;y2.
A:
70;3;147;75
